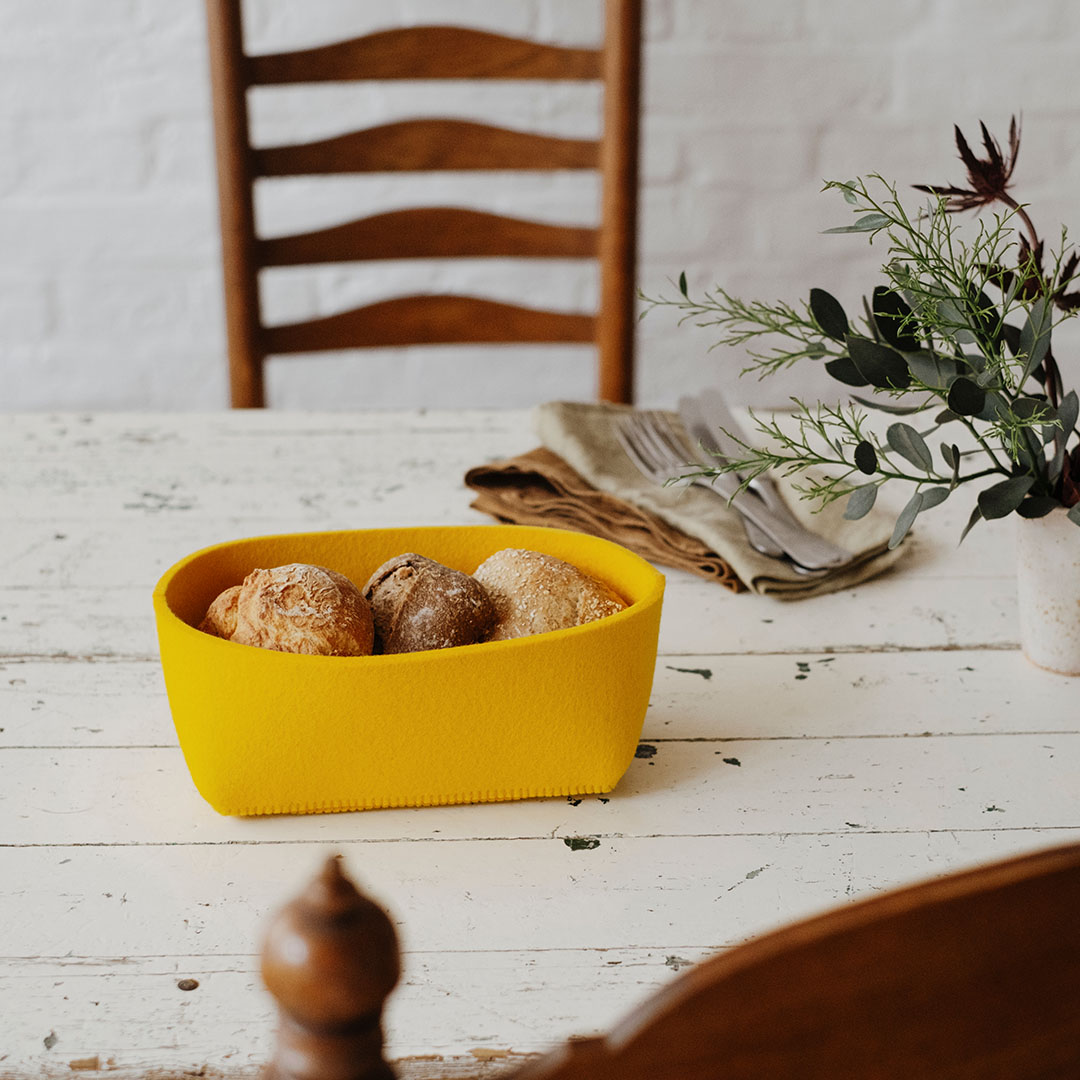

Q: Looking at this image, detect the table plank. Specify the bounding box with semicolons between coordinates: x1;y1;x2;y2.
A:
5;827;1079;1079
4;731;1077;846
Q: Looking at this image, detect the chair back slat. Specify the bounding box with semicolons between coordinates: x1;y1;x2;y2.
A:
248;26;601;85
257;209;597;267
263;295;595;354
253;120;598;177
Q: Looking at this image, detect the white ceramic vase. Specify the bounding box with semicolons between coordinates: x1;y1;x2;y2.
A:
1016;506;1080;675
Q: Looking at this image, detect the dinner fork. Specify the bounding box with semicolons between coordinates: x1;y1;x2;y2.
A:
616;410;854;572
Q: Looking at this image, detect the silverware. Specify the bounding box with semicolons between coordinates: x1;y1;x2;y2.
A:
680;390;794;523
616;409;854;573
677;395;786;560
681;389;858;570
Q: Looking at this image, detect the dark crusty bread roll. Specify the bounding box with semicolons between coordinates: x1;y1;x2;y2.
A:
472;548;626;641
223;563;374;656
362;552;496;654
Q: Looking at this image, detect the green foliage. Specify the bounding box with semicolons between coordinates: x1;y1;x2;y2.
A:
640;169;1080;542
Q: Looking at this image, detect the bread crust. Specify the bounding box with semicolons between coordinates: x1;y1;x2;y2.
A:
227;563;374;656
472;548;626;641
362;553;495;654
198;584;241;639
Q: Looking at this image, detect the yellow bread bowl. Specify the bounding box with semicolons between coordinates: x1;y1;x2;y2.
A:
153;524;665;816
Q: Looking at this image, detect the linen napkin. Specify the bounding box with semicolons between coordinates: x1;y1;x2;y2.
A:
526;401;907;599
465;446;745;592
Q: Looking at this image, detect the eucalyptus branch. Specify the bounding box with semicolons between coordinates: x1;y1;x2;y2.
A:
643;119;1080;540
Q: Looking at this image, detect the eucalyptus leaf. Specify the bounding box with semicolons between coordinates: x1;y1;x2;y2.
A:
823;212;892;234
886;422;934;472
678;271;688;297
940;443;957;469
935;409;960;424
1019;296;1053;381
977;475;1035;520
805;340;828;359
947;377;986;416
825;356;870;387
1068;504;1080;527
918;486;950;510
841;181;860;205
906;350;957;389
1059;389;1079;437
1012;428;1044;475
958;350;987;374
848;336;912;389
850;394;927;416
889;491;923;549
959;504;983;543
809;288;849;341
1017;496;1060;519
872;286;920;350
1010;396;1055;423
854;440;878;474
935;296;977;344
1048;440;1066;484
843;484;878;520
975;391;1009;423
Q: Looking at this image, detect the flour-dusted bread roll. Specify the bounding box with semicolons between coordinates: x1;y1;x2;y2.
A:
362;553;496;654
229;563;374;656
198;584;241;639
472;548;626;641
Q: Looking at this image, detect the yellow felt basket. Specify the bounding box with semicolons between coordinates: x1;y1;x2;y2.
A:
153;524;665;816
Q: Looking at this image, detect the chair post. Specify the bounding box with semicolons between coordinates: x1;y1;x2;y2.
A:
205;0;265;408
261;857;400;1080
596;0;642;404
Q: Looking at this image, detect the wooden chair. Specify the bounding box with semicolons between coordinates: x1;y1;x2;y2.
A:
204;1;641;408
260;843;1080;1079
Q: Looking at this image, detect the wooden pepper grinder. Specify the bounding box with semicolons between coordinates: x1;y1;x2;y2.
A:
261;856;401;1080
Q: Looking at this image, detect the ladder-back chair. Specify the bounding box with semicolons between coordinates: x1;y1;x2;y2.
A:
204;0;642;408
260;842;1080;1079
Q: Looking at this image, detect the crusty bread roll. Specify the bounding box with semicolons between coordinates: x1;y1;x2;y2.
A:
472;548;626;641
362;553;495;654
198;584;241;639
224;563;374;656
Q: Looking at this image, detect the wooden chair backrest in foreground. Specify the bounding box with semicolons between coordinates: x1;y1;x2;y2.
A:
204;0;642;408
260;842;1080;1080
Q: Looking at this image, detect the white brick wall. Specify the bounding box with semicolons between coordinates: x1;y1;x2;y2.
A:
2;0;1079;410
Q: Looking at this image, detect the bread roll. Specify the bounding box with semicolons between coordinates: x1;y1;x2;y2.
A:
229;563;374;656
198;584;241;639
472;548;626;641
362;553;495;654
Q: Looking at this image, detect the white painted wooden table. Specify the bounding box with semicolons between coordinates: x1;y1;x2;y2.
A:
3;410;1079;1079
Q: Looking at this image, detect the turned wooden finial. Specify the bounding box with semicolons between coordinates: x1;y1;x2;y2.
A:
261;855;401;1080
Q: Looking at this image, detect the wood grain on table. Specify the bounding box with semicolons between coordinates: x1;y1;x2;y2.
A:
1;411;1077;1079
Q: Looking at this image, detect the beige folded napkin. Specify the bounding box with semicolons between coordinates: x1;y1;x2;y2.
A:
465;446;745;592
532;400;908;599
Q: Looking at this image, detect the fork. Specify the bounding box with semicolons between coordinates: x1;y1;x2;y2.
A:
615;410;855;573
